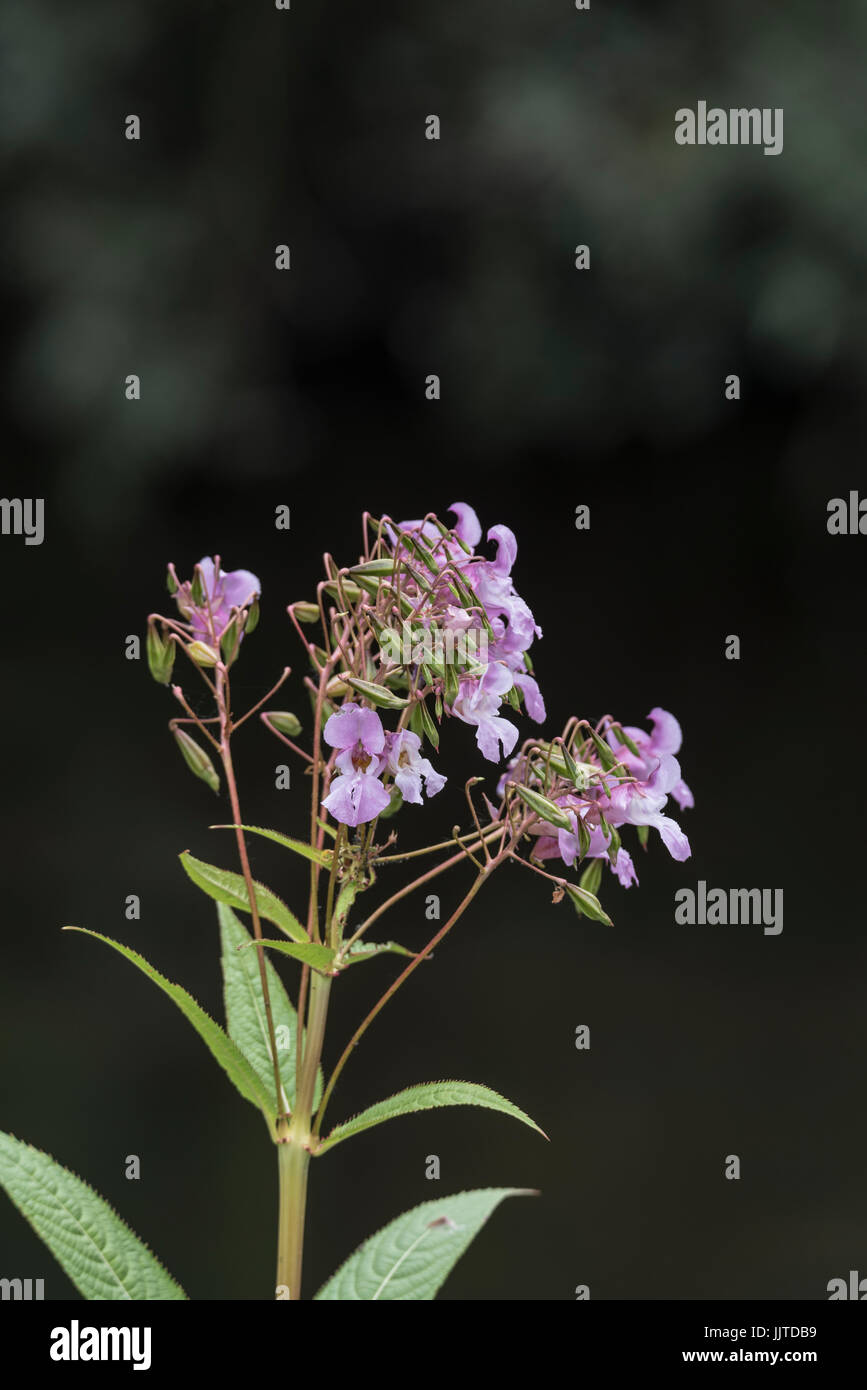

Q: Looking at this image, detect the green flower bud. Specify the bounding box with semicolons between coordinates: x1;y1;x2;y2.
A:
566;884;613;927
266;711;303;737
173;728;220;794
513;785;573;831
345;677;409;710
220;617;239;665
147;621;175;685
190;565;207;607
244;597;260;635
293;601;321;623
579;857;603;897
187;639;220;667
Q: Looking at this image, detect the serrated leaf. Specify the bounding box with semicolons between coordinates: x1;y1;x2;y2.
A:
210;824;332;867
0;1132;187;1301
314;1188;534;1300
64;927;276;1129
218;904;322;1115
250;939;337;974
316;1080;546;1155
180;851;306;943
337;940;415;968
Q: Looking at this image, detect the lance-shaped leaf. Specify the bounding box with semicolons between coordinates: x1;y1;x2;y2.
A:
180;851;306;943
315;1080;547;1155
336;940;416;968
64;928;277;1131
218;905;322;1115
315;1188;535;1300
0;1132;187;1301
248;938;337;975
210;824;332;868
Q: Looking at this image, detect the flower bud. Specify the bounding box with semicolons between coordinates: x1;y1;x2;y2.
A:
513;785;573;831
173;728;220;794
166;566;179;596
190;564;207;607
220;616;239;665
147;621;175;685
266;711;302;737
293;602;321;623
187;639;220;667
244;597;260;635
345;677;409;710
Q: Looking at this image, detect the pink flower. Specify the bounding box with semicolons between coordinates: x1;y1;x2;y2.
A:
172;557;260;644
321;705;391;827
384;730;446;804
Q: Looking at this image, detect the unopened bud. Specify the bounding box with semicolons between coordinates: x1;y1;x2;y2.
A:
173;728;220;794
345;677;409;710
244;597;260;635
325;676;352;698
220;617;239;664
187;639;220;667
147;621;175;685
293;602;320;623
190;565;207;607
166;566;179;596
266;711;302;737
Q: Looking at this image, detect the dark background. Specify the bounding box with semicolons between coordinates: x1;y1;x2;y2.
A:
1;0;865;1300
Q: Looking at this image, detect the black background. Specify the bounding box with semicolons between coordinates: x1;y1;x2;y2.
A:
1;0;865;1301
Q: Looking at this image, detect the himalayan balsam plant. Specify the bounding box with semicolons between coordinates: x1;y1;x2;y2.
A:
0;505;694;1300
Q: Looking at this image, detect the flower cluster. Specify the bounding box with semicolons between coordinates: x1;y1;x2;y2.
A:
502;708;693;888
388;503;545;761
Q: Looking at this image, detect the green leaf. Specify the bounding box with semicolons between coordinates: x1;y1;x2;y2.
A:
63;927;276;1129
210;824;331;868
337;940;415;968
564;885;613;927
316;1080;547;1155
250;939;337;974
218;904;321;1115
333;880;359;933
315;1188;535;1300
0;1132;187;1301
180;851;307;943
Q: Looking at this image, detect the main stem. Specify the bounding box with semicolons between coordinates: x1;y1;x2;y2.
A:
277;967;332;1299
